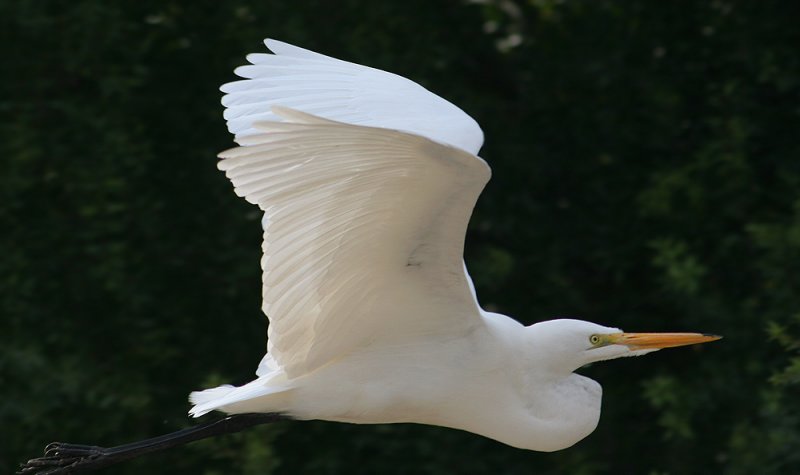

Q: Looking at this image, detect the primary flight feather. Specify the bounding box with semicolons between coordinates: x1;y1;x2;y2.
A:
188;39;719;451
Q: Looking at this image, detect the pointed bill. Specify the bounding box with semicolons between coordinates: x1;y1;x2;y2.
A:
609;332;722;350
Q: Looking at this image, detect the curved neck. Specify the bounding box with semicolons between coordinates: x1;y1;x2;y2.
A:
517;372;602;451
455;313;603;451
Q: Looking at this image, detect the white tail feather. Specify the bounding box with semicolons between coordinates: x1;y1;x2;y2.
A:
189;385;236;407
188;380;291;417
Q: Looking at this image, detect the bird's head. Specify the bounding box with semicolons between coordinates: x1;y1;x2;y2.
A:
525;319;721;375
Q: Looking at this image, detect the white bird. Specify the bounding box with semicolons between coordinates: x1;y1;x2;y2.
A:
21;39;719;474
190;39;720;449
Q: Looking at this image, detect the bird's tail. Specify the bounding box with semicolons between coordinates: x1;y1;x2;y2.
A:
188;378;292;417
189;385;237;408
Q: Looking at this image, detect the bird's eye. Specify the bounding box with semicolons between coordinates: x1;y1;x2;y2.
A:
589;335;601;345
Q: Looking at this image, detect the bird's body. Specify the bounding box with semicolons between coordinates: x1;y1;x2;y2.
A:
280;315;606;452
180;39;720;452
194;310;607;451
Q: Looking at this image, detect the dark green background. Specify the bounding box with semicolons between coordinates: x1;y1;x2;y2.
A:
3;1;799;474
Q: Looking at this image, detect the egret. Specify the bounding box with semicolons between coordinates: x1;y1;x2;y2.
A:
20;39;720;474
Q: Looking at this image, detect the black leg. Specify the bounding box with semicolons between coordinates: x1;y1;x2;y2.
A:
18;413;289;474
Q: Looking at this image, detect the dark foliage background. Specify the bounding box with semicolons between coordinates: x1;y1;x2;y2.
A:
3;1;799;474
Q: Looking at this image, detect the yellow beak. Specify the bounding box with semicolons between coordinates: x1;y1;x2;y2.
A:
609;332;722;350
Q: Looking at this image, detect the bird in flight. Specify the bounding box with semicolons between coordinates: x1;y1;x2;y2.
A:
21;39;720;474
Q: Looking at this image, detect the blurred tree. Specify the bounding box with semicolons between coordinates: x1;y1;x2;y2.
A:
2;0;798;474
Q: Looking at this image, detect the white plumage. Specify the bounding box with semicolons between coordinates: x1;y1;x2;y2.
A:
189;40;719;451
222;39;483;154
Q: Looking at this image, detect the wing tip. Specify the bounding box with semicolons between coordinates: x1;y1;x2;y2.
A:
262;38;331;61
264;38;283;52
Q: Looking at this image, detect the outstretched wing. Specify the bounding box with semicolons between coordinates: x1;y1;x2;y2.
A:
218;108;490;377
221;39;484;155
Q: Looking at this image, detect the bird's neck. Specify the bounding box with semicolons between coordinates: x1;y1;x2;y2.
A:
448;316;604;451
512;327;603;451
441;358;602;452
513;372;603;451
